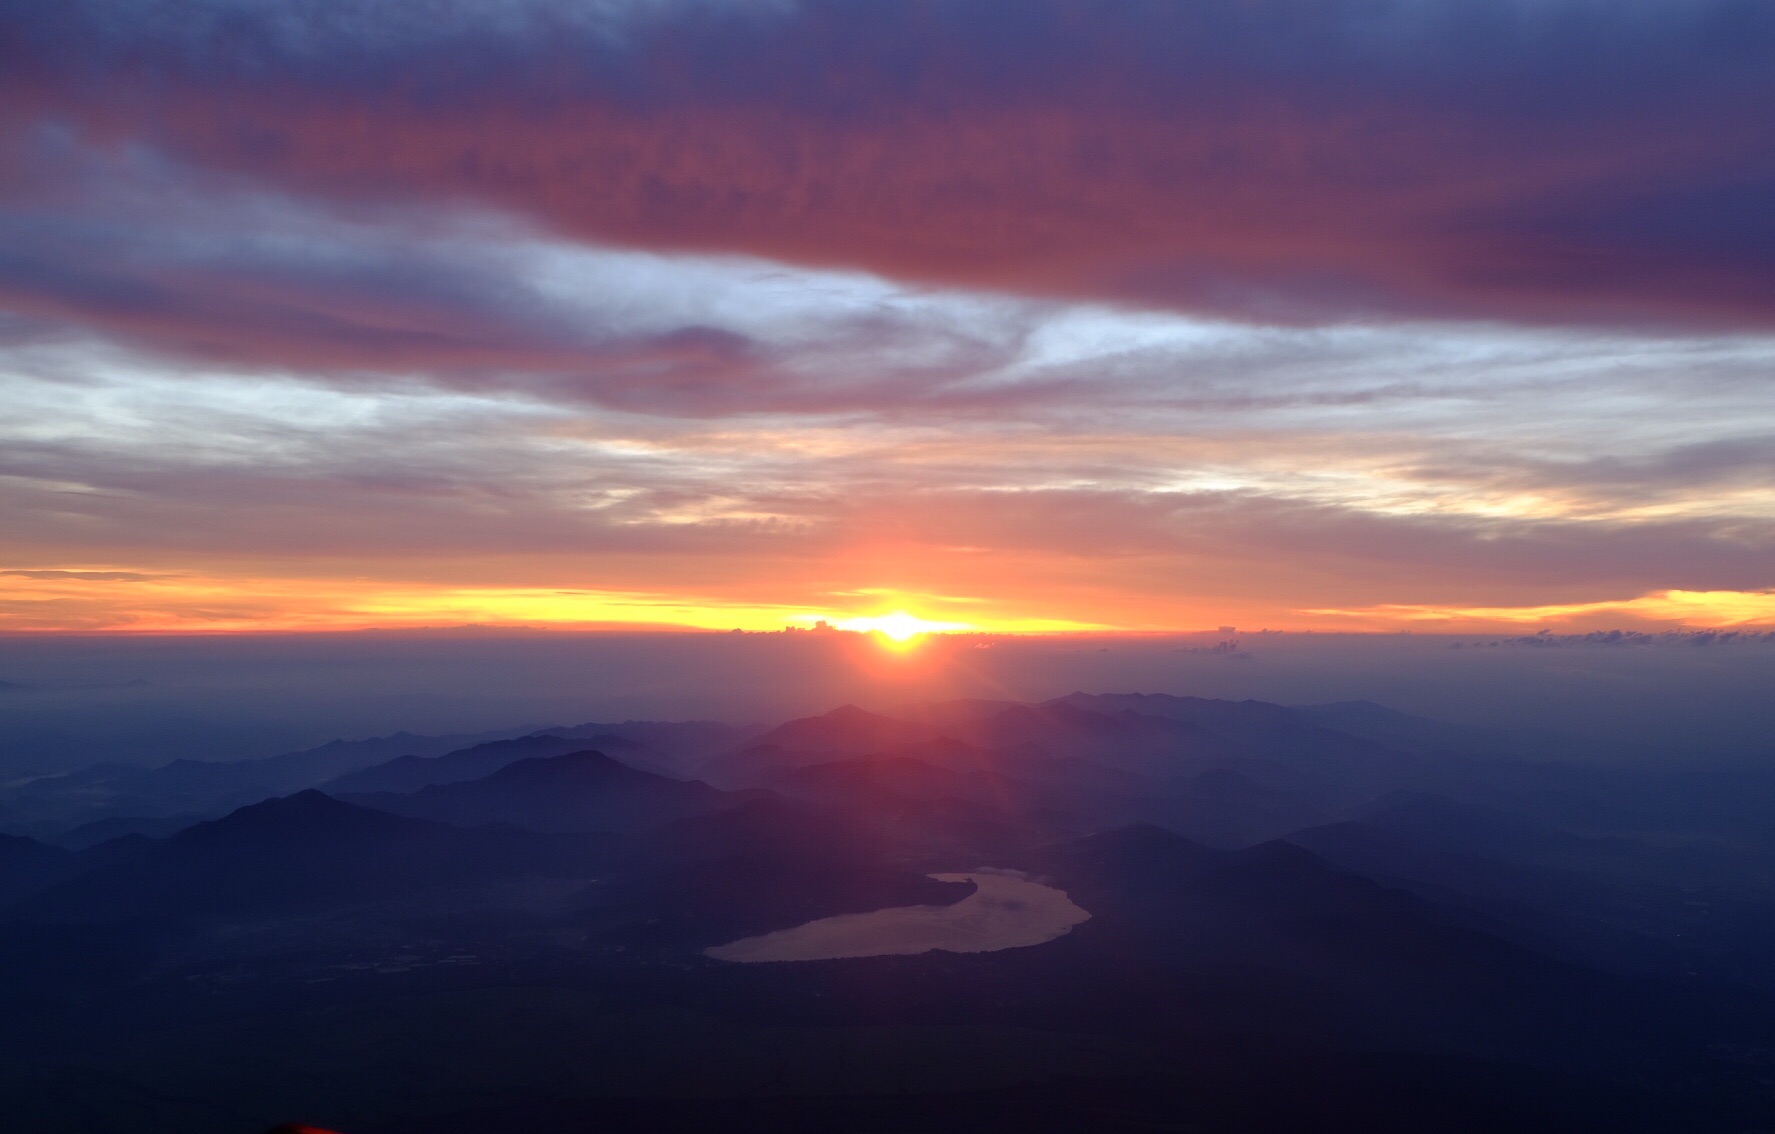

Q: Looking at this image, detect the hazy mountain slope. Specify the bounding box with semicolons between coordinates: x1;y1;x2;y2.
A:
49;814;208;850
701;700;1253;790
949;701;1246;774
345;750;748;834
1288;793;1775;984
750;705;938;755
1009;825;1738;1068
9;790;611;923
1060;692;1472;799
0;727;540;836
761;755;1069;852
1294;699;1552;758
545;719;755;776
321;733;670;794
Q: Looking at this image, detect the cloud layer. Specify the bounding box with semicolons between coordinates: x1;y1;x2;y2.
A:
1;1;1772;631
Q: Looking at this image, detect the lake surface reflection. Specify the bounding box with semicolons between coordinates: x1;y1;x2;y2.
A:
706;868;1091;963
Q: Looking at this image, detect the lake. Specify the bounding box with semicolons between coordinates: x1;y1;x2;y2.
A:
705;868;1091;963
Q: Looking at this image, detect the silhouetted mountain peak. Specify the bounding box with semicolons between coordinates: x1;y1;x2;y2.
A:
280;788;333;806
1354;791;1584;860
778;752;940;779
1306;698;1391;713
343;747;737;835
1232;837;1336;872
480;748;642;785
763;753;999;802
174;790;413;847
810;704;913;732
891;736;992;763
747;704;932;755
1364;791;1516;832
573;731;641;747
670;791;811;830
643;792;866;862
11;784;597;924
546;718;751;764
216;788;343;823
1063;822;1216;868
454;735;597;763
320;732;618;795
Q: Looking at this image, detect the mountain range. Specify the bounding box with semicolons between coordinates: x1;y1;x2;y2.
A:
1;692;1771;1132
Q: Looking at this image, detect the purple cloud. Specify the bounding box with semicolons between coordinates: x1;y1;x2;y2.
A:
2;0;1771;328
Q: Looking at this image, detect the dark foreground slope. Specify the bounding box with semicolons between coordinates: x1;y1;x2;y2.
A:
1;805;1769;1134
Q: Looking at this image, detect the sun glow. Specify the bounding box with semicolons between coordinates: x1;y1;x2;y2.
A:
834;610;970;643
0;569;1097;634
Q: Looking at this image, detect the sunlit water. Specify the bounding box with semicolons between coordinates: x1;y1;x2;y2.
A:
705;868;1091;963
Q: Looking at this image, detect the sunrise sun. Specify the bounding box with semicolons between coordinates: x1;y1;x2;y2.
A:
835;610;967;644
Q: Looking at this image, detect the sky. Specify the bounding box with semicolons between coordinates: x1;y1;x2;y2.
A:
2;0;1774;636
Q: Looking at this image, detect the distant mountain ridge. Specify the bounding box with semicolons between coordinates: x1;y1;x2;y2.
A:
0;718;751;840
8;790;612;923
543;719;753;776
0;726;544;836
343;749;750;834
321;733;663;795
0;691;1587;854
10;689;1769;874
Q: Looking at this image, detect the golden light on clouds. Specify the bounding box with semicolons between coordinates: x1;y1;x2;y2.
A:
0;569;1090;635
5;564;1773;637
1305;589;1775;630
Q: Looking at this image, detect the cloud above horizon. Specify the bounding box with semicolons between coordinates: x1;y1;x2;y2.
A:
0;0;1772;632
7;1;1775;328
